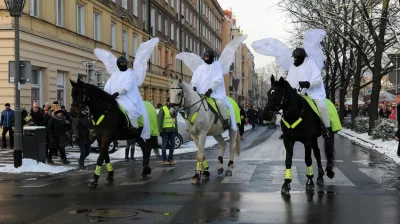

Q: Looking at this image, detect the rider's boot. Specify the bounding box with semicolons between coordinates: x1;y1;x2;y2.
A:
215;99;230;130
129;118;139;136
322;127;330;138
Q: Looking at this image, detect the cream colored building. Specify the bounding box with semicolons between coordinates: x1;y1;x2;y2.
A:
0;0;224;110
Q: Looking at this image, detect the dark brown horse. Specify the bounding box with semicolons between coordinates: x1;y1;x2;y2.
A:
69;79;152;188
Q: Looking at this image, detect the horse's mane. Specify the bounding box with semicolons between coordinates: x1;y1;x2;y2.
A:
80;82;118;105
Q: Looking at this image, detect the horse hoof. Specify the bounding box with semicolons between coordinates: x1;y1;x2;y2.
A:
202;171;210;181
88;182;98;189
192;178;200;185
106;180;114;185
217;168;224;175
140;174;148;180
317;178;324;186
225;170;232;176
326;169;335;179
281;181;291;194
281;187;290;195
306;179;315;191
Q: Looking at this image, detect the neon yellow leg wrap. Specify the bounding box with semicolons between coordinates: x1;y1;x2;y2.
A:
307;166;314;176
95;166;102;176
196;162;202;172
202;160;209;170
106;163;113;172
285;169;292;179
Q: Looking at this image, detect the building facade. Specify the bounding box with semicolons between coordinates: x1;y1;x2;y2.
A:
0;0;224;110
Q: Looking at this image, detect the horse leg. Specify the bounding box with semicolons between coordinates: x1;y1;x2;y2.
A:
226;130;238;177
192;135;206;185
304;143;315;192
213;134;226;175
324;131;335;179
282;138;294;194
312;137;324;186
88;138;110;188
104;152;114;185
202;156;210;181
138;137;151;180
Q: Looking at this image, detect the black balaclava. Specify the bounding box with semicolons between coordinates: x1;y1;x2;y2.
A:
292;48;307;67
117;56;128;71
203;50;215;65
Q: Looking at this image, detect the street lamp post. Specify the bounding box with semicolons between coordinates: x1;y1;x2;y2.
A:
4;0;27;168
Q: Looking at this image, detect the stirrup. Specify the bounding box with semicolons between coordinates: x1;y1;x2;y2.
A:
322;128;330;138
222;119;230;130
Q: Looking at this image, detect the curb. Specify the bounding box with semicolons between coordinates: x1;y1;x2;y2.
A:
338;130;382;149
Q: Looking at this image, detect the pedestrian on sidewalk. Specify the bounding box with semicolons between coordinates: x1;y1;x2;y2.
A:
1;103;14;149
47;105;70;165
239;106;246;139
158;99;178;165
30;102;44;126
125;139;136;161
395;128;400;157
72;109;92;169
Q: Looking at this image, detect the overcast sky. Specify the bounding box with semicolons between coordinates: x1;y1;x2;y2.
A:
217;0;294;69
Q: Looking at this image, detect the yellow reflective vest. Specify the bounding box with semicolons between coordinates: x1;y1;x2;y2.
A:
162;106;176;128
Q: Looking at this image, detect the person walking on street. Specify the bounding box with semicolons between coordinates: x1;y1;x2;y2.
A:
125;139;135;161
30;102;44;126
239;106;246;139
1;103;14;149
47;105;70;164
158;100;178;165
247;106;258;129
72;109;92;169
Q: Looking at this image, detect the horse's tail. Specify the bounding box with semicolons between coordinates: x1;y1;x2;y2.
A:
235;130;241;157
324;131;336;166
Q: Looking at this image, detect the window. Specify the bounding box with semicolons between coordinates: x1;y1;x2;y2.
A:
181;2;184;16
171;23;175;40
31;69;42;107
176;27;180;49
158;14;162;32
189;11;192;26
158;48;162;66
123;30;128;58
30;0;39;17
57;71;66;106
185;34;188;49
142;1;147;30
164;19;168;36
171;0;174;8
186;7;188;22
56;0;63;26
150;7;155;36
111;23;116;50
94;13;101;41
132;0;138;16
122;0;127;9
77;4;85;35
132;34;138;56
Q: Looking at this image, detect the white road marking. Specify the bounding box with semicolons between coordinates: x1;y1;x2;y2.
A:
271;166;300;185
222;164;257;184
324;167;355;186
359;168;394;184
170;170;194;184
119;167;175;185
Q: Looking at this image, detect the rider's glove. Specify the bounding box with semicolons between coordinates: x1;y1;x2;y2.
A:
193;87;197;92
299;81;310;89
205;88;213;97
112;92;119;98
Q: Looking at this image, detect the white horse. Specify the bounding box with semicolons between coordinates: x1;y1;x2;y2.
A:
169;78;241;184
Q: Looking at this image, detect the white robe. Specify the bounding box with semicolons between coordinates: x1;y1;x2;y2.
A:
287;58;326;100
191;61;237;130
104;69;150;139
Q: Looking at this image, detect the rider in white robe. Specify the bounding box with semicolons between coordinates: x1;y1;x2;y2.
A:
191;50;237;130
104;56;150;139
286;48;331;138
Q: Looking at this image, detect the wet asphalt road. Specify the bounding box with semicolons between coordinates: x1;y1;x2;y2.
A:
1;126;400;223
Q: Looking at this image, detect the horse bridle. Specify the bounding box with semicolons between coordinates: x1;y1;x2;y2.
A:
169;87;208;112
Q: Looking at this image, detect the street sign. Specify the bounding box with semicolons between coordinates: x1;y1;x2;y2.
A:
9;61;31;84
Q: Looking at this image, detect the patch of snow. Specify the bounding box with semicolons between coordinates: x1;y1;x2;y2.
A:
0;159;74;174
338;128;400;164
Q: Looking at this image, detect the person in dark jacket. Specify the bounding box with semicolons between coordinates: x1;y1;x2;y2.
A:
72;109;92;169
47;105;70;164
0;103;14;149
158;100;178;165
239;106;246;139
395;128;400;157
247;106;258;129
30;102;44;125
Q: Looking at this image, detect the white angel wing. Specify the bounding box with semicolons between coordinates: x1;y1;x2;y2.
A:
133;37;160;86
251;38;293;71
175;53;204;73
93;48;118;75
219;35;248;74
304;29;326;70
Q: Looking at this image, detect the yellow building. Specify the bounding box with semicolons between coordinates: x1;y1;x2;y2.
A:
0;0;224;110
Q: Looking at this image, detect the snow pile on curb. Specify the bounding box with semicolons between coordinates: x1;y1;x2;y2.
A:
339;128;400;164
0;159;74;174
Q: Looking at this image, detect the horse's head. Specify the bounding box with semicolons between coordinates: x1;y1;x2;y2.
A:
70;78;87;117
263;76;287;121
168;77;184;108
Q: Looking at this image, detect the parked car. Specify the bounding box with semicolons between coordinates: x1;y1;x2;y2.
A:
156;109;192;149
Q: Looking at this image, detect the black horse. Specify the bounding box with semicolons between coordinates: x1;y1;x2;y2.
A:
263;76;335;194
70;79;152;188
